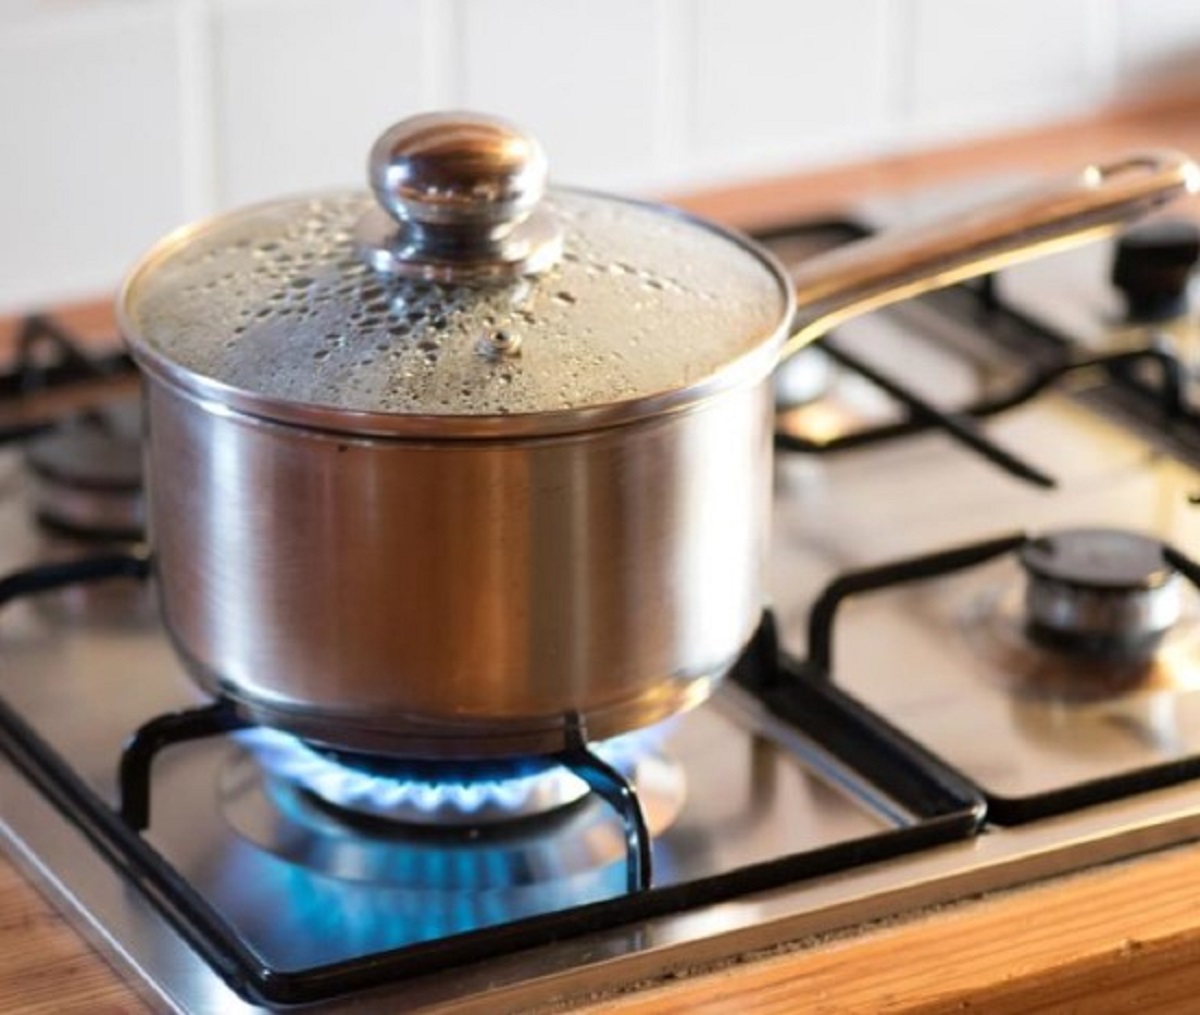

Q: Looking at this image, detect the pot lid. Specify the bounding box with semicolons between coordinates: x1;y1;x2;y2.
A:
119;112;791;438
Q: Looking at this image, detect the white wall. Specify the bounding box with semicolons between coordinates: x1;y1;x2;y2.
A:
2;0;1199;312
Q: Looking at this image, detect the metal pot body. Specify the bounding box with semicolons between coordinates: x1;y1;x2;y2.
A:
146;373;773;758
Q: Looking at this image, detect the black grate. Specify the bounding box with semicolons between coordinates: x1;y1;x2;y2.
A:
795;532;1200;824
0;314;138;443
761;219;1200;479
0;554;983;1006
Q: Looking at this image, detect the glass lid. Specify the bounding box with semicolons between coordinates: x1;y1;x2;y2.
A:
119;113;791;438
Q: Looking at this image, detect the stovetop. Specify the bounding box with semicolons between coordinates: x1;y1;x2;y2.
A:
4;208;1200;1012
766;222;1200;816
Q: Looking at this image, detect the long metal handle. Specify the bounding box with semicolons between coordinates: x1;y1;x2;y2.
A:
782;150;1200;360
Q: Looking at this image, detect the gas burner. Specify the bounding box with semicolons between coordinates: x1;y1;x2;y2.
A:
1018;528;1181;661
965;580;1200;703
956;529;1199;702
18;398;149;622
225;729;685;892
237;727;683;830
23;398;144;543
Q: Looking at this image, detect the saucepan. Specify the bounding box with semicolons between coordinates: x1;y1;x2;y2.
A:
117;112;1199;759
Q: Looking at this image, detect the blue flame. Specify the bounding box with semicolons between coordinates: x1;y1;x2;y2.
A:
236;724;663;822
212;836;636;967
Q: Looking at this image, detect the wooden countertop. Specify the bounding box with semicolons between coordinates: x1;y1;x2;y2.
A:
7;95;1200;1013
601;845;1200;1014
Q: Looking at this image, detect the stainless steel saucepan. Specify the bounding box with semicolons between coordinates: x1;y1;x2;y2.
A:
118;112;1199;759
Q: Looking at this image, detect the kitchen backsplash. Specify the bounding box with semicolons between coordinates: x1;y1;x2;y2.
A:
2;0;1199;312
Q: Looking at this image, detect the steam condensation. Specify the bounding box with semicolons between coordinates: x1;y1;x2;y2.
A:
125;191;787;420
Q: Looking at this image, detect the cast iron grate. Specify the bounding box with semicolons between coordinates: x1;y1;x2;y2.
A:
792;532;1200;824
761;218;1200;480
0;554;982;1006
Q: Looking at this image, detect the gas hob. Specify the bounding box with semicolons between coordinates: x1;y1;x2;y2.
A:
3;210;1200;1011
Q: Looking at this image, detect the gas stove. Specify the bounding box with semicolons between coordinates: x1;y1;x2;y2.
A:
4;209;1200;1012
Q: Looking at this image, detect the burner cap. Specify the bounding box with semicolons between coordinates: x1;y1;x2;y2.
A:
24;399;144;541
1020;528;1174;591
1018;528;1181;658
24;400;142;491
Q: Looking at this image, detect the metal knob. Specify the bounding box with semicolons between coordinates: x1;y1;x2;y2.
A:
356;111;564;283
1111;217;1200;321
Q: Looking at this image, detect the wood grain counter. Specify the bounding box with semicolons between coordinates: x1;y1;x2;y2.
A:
6;96;1200;1013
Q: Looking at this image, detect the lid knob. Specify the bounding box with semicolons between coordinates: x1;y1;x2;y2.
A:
356;111;564;283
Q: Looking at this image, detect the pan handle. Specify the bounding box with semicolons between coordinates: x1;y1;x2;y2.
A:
781;150;1200;361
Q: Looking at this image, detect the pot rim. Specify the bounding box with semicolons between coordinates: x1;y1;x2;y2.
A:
117;189;795;440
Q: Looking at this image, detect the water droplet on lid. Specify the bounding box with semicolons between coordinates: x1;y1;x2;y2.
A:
552;291;577;305
476;329;522;359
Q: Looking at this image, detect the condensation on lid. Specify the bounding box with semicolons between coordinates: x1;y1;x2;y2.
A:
120;189;789;431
